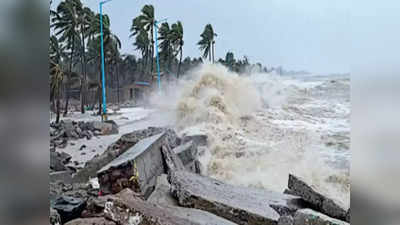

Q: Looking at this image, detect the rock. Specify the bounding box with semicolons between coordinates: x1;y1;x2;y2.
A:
148;175;237;225
50;171;73;184
51;152;67;171
91;121;118;135
73;127;179;183
65;217;116;225
182;134;207;146
63;120;75;138
293;209;349;225
52;196;86;224
104;120;118;135
50;207;61;225
170;171;307;225
105;189;203;225
287;174;349;222
79;145;86;151
278;216;294;225
97;132;167;196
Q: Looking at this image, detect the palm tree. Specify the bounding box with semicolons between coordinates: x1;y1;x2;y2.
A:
77;6;95;113
51;0;83;116
197;24;217;62
158;22;173;71
171;21;184;78
49;36;66;123
130;5;155;75
133;29;150;76
86;13;121;114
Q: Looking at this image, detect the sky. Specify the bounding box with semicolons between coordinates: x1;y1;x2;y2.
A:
51;0;351;74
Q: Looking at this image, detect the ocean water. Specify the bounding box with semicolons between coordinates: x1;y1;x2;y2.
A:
152;64;350;206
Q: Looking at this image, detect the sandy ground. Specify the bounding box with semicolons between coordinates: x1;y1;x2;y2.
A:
53;107;172;167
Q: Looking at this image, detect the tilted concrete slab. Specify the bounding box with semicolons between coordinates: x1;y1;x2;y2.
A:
294;209;349;225
97;132;166;196
288;174;349;222
105;189;201;225
147;175;238;225
170;171;307;225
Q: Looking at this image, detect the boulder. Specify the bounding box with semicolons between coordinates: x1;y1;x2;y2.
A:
148;175;237;225
50;151;67;171
65;217;116;225
287;174;349;222
97;132;167;196
293;209;349;225
104;189;201;225
52;196;86;224
170;171;307;225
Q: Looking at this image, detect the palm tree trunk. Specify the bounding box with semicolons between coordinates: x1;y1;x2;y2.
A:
64;37;75;116
116;61;120;106
177;45;183;79
56;88;61;123
212;41;215;63
80;26;86;114
209;44;211;62
150;25;154;75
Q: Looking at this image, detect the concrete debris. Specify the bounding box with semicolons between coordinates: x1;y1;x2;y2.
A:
104;188;201;225
293;209;349;225
287;174;349;222
50;207;61;225
170;170;307;225
73;127;179;183
64;217;116;225
52;196;86;224
97;132;167;196
148;174;238;225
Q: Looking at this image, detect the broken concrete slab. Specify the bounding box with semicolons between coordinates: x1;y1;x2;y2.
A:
65;217;116;225
182;133;208;146
51;151;71;171
293;209;349;225
162;143;186;173
172;140;201;174
173;141;197;165
278;216;294;225
148;175;237;225
105;189;201;225
287;174;349;222
50;170;73;184
170;171;307;225
97;132;166;196
73;127;179;183
52;196;86;224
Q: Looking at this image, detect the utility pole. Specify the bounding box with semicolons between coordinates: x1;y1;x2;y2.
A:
99;0;113;121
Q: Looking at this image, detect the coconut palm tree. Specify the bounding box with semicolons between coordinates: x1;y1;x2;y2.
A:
130;5;155;75
158;22;173;71
51;0;83;116
133;29;150;75
197;24;217;63
77;6;95;113
49;35;66;123
170;21;184;78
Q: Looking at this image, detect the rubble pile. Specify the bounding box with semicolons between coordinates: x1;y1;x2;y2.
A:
50;119;119;149
50;127;350;225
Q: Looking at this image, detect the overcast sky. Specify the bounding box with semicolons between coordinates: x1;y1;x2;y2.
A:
52;0;351;74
